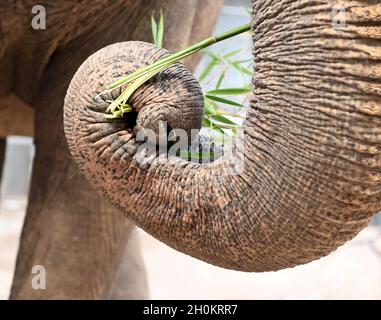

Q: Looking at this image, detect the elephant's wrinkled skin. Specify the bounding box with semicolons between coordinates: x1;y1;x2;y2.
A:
65;0;381;273
0;0;223;299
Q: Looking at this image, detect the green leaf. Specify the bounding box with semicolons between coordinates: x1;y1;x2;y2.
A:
205;94;245;108
231;62;252;76
203;117;226;134
198;60;217;82
157;10;164;48
151;12;158;46
204;49;220;61
212;127;225;135
211;114;240;126
215;70;226;89
235;59;253;64
205;116;239;129
204;100;215;115
178;151;220;160
202;116;213;128
222;49;243;59
207;87;251;96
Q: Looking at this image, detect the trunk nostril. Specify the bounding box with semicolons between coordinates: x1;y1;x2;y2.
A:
122;109;138;130
65;41;204;171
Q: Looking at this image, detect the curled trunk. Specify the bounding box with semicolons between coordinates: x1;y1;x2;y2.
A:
64;0;381;272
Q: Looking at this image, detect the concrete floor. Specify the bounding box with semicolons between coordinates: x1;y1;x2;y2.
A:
140;227;381;300
1;202;381;300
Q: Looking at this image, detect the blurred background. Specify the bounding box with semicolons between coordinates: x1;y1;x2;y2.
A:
1;0;381;299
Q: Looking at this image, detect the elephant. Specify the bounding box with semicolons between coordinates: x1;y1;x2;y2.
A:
63;0;381;275
0;0;223;299
1;0;381;300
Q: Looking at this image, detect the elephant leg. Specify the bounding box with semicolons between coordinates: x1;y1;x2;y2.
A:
0;137;5;184
9;136;138;299
0;95;34;137
109;228;149;300
10;39;146;302
10;110;147;299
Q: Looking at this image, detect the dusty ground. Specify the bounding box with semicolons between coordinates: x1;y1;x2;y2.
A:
1;201;381;300
139;227;381;300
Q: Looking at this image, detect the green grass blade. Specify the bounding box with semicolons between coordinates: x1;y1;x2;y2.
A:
207;87;251;96
206;116;238;129
151;12;158;46
205;94;245;107
231;62;252;76
202;117;212;128
215;70;226;89
211;114;240;126
178;151;220;160
203;117;225;134
235;59;253;64
204;49;220;61
198;60;217;82
222;49;243;59
157;10;164;48
204;100;215;115
104;45;201;94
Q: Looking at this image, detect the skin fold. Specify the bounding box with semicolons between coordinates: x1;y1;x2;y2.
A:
64;0;381;273
0;0;223;299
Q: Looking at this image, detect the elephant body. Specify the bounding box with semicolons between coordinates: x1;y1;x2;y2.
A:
0;0;223;299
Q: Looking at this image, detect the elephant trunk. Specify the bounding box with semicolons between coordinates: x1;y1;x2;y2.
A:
64;0;381;272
